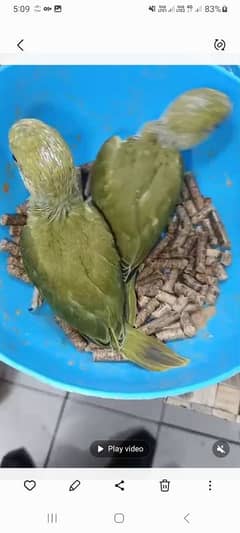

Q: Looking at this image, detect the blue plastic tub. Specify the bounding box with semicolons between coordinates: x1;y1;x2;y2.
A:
0;65;239;399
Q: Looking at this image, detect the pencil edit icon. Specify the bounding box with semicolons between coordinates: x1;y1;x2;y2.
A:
69;480;81;492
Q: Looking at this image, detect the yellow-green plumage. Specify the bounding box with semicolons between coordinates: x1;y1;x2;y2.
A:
21;204;125;347
91;135;183;279
141;88;232;150
9;118;188;371
125;273;138;325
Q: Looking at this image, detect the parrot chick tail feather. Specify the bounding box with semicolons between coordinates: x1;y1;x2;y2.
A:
121;324;189;371
126;275;137;326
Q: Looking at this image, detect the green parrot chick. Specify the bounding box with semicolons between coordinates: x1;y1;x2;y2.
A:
9;118;188;372
9;119;125;347
91;87;231;278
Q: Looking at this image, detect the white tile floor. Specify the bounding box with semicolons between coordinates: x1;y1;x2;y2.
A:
0;362;239;468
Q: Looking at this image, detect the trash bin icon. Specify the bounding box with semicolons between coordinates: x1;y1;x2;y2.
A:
160;479;170;492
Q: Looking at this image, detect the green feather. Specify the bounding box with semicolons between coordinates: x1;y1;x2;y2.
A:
125;274;137;326
91;135;183;278
122;324;189;371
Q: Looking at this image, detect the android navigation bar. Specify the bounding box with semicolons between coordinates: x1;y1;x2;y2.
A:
90;440;150;458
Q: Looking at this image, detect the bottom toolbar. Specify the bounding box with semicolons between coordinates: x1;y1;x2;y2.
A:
0;469;239;532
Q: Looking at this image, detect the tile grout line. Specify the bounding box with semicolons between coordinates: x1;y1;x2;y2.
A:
159;401;167;424
160;420;240;446
0;377;65;399
153;402;167;457
68;397;163;425
43;392;69;468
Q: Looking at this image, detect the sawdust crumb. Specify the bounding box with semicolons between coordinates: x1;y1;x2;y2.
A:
3;183;10;193
226;178;233;187
202;331;214;339
5;162;15;180
208;151;217;158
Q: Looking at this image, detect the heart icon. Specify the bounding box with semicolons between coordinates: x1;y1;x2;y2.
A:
24;480;36;491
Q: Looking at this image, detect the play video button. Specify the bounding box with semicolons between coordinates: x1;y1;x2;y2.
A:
90;440;150;458
97;445;104;454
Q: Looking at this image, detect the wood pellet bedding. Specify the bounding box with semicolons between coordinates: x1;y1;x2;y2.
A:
0;166;232;362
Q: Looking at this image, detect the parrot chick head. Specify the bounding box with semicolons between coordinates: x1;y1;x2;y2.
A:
141;88;232;150
9;118;79;205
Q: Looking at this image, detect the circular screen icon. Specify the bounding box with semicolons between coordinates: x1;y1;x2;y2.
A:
212;439;230;458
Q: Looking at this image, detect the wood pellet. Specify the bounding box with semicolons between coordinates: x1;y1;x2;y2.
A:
0;239;20;257
1;213;27;226
93;350;124;362
151;303;171;319
156;327;187;341
184;172;204;210
140;311;179;334
135;297;160;327
180;311;196;337
209;209;231;248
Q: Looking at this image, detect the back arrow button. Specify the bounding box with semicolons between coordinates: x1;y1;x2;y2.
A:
17;39;24;51
184;513;190;524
